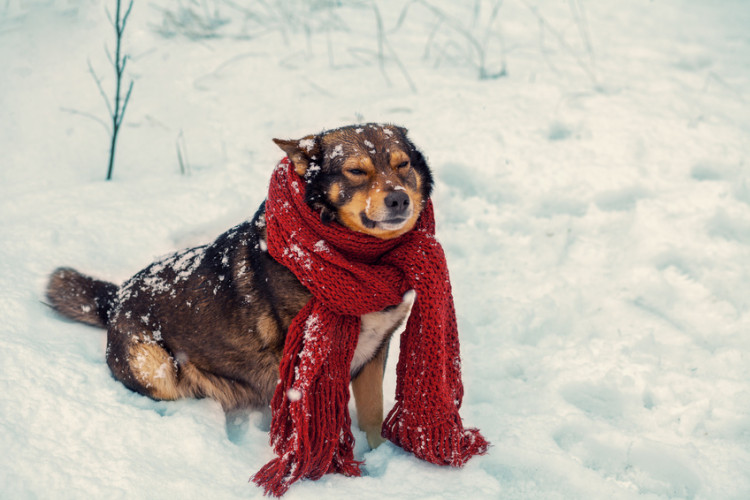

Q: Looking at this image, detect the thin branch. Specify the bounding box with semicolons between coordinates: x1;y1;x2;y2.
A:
326;28;336;68
481;0;503;53
393;0;503;80
518;0;598;87
372;1;417;92
568;0;595;69
471;0;480;29
116;79;134;128
385;38;417;92
391;0;419;33
302;76;335;98
704;72;745;102
60;107;111;133
371;1;392;87
176;130;190;176
193;51;263;90
479;0;507;79
105;44;115;67
87;59;114;117
102;0;136;181
122;0;135;30
413;1;485;59
423;18;443;60
105;6;114;29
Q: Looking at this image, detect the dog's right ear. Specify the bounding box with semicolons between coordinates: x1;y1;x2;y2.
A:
273;136;320;177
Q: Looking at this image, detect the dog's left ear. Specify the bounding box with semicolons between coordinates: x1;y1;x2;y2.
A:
273;136;320;177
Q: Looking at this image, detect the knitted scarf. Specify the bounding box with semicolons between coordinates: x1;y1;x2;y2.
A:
251;158;489;496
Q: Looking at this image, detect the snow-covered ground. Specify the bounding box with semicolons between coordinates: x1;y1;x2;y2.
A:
2;0;750;498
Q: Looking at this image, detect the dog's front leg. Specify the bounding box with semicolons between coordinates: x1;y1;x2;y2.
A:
352;346;388;449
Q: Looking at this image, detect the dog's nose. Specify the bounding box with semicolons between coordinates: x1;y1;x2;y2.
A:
384;191;410;216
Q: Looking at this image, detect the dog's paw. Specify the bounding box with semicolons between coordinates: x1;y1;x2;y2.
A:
366;428;387;450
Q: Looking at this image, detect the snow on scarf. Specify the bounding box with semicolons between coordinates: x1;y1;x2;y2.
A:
251;157;489;496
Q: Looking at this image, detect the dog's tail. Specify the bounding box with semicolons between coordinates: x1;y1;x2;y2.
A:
46;267;118;328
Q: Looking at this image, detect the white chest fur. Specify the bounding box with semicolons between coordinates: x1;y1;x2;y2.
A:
351;290;415;374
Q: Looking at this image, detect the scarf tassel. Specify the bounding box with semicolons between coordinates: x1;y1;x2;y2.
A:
251;413;364;498
251;302;364;497
382;404;490;467
251;454;362;498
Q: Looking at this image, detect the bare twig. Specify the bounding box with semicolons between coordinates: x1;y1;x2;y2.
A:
372;1;417;92
87;59;114;117
117;79;134;130
703;72;745;102
568;0;595;70
104;0;136;181
176;130;191;176
519;0;598;87
423;18;443;60
392;0;506;80
193;51;263;90
384;39;418;92
60;107;110;133
105;7;114;28
372;1;391;87
122;0;135;27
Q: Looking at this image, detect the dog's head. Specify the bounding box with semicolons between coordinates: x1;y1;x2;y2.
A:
274;124;433;240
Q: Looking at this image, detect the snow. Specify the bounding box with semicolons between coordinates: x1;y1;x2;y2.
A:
298;139;315;153
328;144;345;160
283;243;312;271
1;0;750;499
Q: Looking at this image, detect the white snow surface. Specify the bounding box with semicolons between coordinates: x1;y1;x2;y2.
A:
2;1;750;499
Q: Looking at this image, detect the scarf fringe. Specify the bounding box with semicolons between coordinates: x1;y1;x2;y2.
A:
251;457;297;498
382;404;490;467
251;301;363;496
251;454;362;497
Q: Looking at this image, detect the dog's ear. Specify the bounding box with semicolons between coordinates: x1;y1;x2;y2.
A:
273;136;320;177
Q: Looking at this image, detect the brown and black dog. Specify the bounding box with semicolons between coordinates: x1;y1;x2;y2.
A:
46;123;433;449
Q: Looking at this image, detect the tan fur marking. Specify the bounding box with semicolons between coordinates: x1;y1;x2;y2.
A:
358;157;376;173
389;150;409;170
414;170;422;191
257;312;280;348
352;349;387;449
338;191;370;233
327;182;342;205
292;154;308;176
128;342;180;400
342;156;375;180
177;363;264;410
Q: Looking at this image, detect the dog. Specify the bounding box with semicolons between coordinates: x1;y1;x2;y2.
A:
46;123;433;449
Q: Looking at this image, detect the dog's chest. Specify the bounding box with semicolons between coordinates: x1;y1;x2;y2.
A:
256;225;414;373
351;290;415;373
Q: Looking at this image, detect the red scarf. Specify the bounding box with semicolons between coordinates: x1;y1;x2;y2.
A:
252;158;489;496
